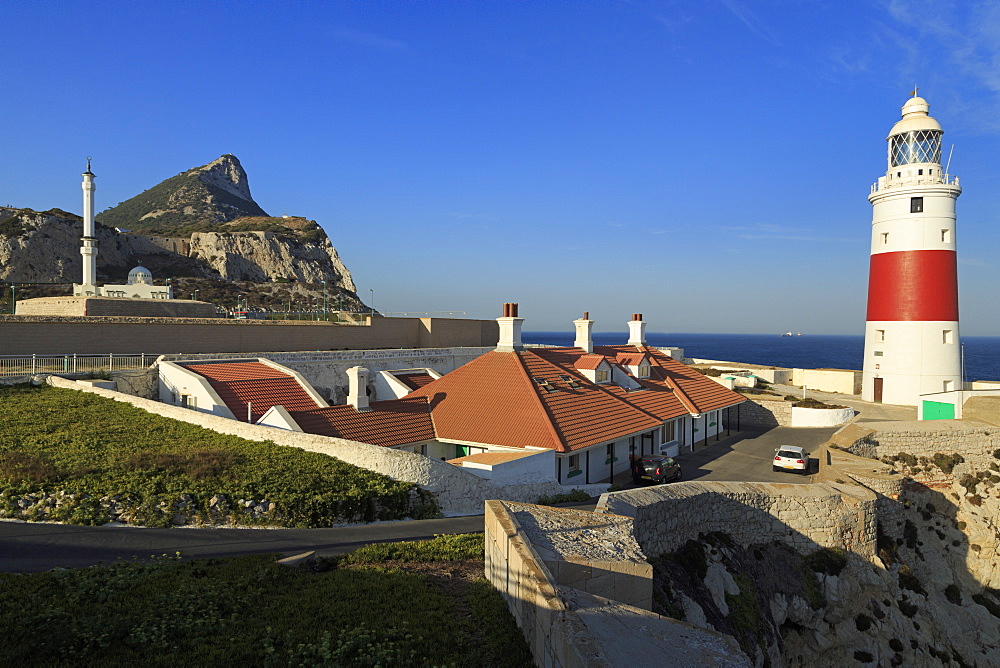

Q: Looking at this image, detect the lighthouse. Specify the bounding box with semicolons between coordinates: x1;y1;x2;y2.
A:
862;94;962;407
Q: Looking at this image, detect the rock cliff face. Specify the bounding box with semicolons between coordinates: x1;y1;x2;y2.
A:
95;155;268;234
0;207;356;292
1;154;359;294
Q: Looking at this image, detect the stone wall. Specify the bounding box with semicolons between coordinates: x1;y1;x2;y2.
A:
844;420;1000;472
484;500;749;667
43;377;609;515
963;395;1000;427
597;481;878;561
15;296;221;318
737;397;792;428
0;314;499;355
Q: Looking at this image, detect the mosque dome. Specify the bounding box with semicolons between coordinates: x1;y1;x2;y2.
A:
127;266;153;285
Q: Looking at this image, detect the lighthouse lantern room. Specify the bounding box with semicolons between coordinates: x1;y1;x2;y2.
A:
862;94;962;408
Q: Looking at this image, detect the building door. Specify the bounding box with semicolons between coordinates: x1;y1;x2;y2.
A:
455;445;469;458
873;377;883;403
923;401;955;420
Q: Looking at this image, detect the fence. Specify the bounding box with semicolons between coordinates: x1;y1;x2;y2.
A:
0;353;154;377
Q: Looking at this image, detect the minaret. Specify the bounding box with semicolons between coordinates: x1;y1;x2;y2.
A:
79;158;99;293
862;94;962;407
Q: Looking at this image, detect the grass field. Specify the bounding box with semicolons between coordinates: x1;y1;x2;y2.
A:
0;534;532;667
0;384;438;527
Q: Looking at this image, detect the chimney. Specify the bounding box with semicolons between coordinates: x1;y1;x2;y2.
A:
573;311;594;353
496;302;524;352
346;366;371;411
628;313;647;348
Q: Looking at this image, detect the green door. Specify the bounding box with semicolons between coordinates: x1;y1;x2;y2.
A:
455;445;470;458
922;401;955;420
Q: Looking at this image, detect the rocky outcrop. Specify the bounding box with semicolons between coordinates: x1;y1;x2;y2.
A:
189;229;356;288
96;154;268;233
0;207;356;291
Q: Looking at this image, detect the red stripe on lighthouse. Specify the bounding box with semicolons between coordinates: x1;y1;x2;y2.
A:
867;250;958;321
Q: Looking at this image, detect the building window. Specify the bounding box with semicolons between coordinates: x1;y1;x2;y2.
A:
918;169;923;175
881;233;889;245
596;369;609;383
874;351;883;357
876;329;885;342
911;197;924;213
943;330;954;344
638;364;650;378
568;454;582;477
941;229;951;243
662;420;676;443
420;444;427;456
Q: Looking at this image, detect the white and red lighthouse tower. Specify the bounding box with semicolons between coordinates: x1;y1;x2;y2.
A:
862;94;962;407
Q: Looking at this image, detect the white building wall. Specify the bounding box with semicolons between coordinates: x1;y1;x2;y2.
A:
157;361;236;418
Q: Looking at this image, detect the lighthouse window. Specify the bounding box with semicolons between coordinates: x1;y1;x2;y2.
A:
876;329;885;342
918;169;924;175
943;330;954;344
910;197;924;213
873;351;883;356
881;233;889;245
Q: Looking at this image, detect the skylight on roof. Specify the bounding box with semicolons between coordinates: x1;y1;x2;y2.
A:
533;377;547;385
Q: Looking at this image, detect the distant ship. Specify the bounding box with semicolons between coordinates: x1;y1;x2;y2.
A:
781;331;793;337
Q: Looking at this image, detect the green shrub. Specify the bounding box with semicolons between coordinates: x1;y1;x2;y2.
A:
894;452;918;468
973;592;1000;618
889;638;904;652
898;567;926;596
536;489;590;505
805;547;847;576
945;584;962;605
854;650;874;663
932;452;964;474
959;474;979;494
855;613;872;631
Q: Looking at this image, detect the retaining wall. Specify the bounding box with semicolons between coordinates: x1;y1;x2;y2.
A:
0;314;498;355
42;377;608;515
484;500;749;667
597;481;878;561
738;398;792;428
844;420;1000;472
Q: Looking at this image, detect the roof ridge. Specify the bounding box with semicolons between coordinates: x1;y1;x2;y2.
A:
514;351;569;451
645;348;704;414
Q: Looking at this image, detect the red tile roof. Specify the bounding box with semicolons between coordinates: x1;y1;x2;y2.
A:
289;397;434;447
392;372;436;390
573;354;607;371
183;361;322;422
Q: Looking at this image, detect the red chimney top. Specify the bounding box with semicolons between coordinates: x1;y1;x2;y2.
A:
502;302;520;317
632;313;643;321
583;311;589;319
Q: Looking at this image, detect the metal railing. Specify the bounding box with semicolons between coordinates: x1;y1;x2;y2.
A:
0;353;155;377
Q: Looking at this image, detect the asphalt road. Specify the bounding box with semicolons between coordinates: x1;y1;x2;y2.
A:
0;515;485;573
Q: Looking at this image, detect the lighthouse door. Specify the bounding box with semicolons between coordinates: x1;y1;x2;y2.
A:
873;378;883;403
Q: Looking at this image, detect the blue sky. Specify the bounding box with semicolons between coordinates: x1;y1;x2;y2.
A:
4;0;1000;334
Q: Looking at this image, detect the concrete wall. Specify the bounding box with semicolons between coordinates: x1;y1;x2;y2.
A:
791;405;856;427
597;481;878;561
0;315;499;356
792;368;862;395
963;395;1000;426
43;376;609;515
483;500;749;667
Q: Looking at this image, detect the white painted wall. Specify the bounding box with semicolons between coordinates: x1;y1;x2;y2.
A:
792;368;862;395
790;406;856;427
157;361;236;418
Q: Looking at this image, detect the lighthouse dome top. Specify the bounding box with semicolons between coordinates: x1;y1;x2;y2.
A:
888;95;942;138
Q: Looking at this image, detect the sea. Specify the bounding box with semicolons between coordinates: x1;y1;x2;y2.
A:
523;332;1000;383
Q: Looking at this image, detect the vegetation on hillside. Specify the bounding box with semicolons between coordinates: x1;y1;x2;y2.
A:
0;533;533;667
0;384;437;526
95;158;267;234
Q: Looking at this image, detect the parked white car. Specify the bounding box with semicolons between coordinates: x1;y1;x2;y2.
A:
773;445;809;474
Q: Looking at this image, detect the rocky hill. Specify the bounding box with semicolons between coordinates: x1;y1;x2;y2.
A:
95;154;269;234
0;155;361;308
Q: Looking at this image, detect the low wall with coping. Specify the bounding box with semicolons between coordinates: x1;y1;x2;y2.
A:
0;314;498;355
842;420;1000;472
791;405;856;427
596;481;877;561
484;500;749;667
42;377;609;515
738;397;792;428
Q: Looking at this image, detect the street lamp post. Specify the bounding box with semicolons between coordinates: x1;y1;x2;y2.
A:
193;289;200;301
9;285;15;314
369;289;374;316
322;280;328;321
